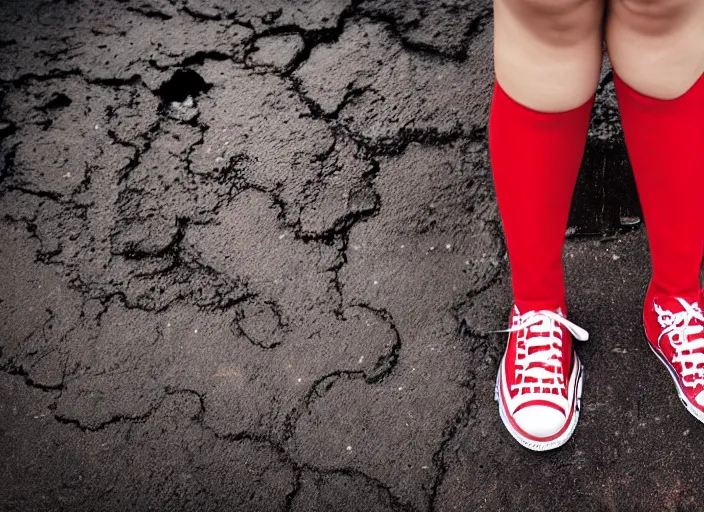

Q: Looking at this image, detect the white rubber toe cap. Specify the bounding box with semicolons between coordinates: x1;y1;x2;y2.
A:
512;405;566;439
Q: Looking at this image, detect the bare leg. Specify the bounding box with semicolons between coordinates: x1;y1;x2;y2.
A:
494;0;605;112
606;0;704;99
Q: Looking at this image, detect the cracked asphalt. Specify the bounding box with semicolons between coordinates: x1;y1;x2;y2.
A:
1;1;703;511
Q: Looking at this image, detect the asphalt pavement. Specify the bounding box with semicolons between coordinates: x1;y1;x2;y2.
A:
1;1;702;511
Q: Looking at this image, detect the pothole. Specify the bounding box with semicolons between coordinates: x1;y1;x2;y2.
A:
39;92;73;111
157;69;212;104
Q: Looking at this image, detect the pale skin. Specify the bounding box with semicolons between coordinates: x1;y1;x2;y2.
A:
494;0;704;112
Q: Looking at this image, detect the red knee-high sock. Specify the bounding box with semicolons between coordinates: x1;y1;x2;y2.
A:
489;82;594;312
614;73;704;296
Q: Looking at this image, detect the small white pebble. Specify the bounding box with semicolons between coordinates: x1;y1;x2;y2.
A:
421;466;428;469
612;254;620;260
465;260;469;265
684;429;690;436
215;156;224;163
373;280;378;285
398;387;403;391
358;356;364;363
429;246;435;251
194;329;198;334
445;244;452;250
346;445;352;451
278;233;286;240
353;245;360;250
400;245;405;249
63;172;72;178
297;378;302;383
94;124;100;130
167;323;171;327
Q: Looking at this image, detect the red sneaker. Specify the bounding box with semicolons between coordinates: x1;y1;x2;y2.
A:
495;305;589;451
643;284;704;424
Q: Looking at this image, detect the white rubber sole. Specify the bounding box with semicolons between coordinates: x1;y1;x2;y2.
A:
494;359;584;452
646;335;704;425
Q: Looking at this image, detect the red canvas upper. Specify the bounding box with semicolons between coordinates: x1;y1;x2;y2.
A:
644;284;704;413
503;305;573;408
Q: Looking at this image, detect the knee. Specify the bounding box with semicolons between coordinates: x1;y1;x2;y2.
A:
510;0;599;18
505;0;603;38
612;0;692;26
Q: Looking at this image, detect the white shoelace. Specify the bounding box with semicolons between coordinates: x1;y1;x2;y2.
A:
497;310;589;394
656;298;704;387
